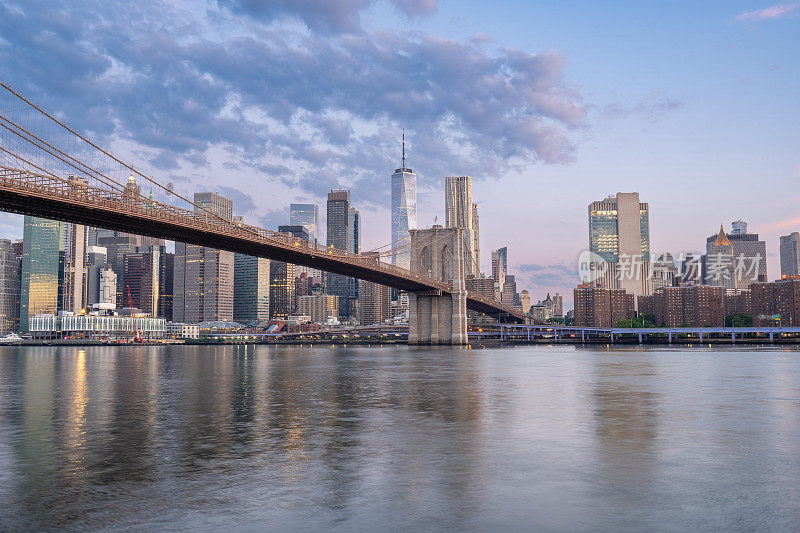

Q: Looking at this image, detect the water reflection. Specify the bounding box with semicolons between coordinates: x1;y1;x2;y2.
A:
0;345;799;530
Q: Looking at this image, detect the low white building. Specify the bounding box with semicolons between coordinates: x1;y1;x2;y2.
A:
29;313;166;340
167;323;200;339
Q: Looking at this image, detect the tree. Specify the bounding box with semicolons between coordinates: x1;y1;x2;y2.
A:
724;313;752;327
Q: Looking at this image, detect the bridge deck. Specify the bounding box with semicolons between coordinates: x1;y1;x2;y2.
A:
0;165;524;321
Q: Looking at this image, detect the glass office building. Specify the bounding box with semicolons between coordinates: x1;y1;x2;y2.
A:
587;193;651;298
19;216;64;333
391;167;417;270
290;203;319;243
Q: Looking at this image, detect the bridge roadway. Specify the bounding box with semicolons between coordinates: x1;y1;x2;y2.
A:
0;165;524;321
497;323;800;342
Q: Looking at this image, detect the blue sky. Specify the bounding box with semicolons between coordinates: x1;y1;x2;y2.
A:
0;0;797;305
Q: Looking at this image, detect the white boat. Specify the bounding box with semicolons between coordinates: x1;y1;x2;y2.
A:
0;333;22;343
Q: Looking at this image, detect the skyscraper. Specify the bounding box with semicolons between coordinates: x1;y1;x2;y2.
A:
19;216;64;333
123;245;161;315
290;203;319;243
780;232;800;277
588;192;652;298
86;245;107;306
348;206;360;316
704;221;767;287
445;176;479;275
491;247;508;300
234;254;270;324
62;222;87;313
704;225;735;289
0;239;21;334
173;192;235;323
277;224;309;315
327;189;354;317
391;130;417;270
358;252;391;326
289;203;321;278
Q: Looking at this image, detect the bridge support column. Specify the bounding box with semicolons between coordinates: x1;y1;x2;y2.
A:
638;332;643;344
408;226;468;345
770;332;774;343
668;331;672;343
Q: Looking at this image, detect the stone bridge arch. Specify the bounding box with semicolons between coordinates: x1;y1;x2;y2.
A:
408;225;467;345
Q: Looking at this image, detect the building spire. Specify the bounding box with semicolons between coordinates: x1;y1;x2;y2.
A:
714;224;731;246
402;127;406;170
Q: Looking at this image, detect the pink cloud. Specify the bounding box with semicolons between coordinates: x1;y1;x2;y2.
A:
735;2;800;21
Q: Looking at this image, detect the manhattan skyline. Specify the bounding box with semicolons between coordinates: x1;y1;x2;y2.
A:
0;0;797;304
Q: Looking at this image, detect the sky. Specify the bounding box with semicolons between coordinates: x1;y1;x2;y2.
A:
0;0;798;307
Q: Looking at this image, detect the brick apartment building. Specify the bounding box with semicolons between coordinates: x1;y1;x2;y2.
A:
574;285;634;327
751;277;800;326
635;285;725;327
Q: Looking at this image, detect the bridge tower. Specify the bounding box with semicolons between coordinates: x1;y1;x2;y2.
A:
408;226;468;345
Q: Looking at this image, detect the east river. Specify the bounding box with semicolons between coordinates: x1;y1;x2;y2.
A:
1;344;799;531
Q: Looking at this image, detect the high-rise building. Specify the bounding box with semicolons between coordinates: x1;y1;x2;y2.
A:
277;224;310;314
491;247;508;300
269;260;295;320
358;252;391;326
751;278;800;326
0;239;21;334
649;285;725;327
704;225;735;289
122;245;170;316
194;192;234;222
234;254;270;324
588;192;652;298
779;232;800;278
298;294;339;323
62;222;87;314
553;293;563;316
472;202;480;272
445;176;480;275
99;267;117;306
652;253;678;290
731;220;748;234
202;246;234;322
19;216;64;333
520;290;531;314
391;131;417;270
680;252;703;286
289;203;321;278
704;222;767;288
327;189;355;317
290;204;319;242
173;192;235;323
86;245;107;306
573;285;634;327
347;207;360;317
501;274;521;308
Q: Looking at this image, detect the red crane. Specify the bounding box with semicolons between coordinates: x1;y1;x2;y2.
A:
126;285;142;343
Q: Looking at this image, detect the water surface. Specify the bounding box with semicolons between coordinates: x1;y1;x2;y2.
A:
1;344;799;531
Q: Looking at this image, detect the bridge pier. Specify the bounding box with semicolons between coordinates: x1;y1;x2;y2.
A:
408;226;468;345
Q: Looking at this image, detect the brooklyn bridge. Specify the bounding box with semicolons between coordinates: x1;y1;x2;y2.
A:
0;82;527;344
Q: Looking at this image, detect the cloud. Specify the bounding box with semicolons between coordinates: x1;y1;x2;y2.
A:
217;0;437;33
392;0;438;17
0;0;584;216
735;2;800;21
517;263;577;287
596;94;683;122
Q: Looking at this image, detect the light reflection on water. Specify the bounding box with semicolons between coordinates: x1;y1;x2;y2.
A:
0;344;799;531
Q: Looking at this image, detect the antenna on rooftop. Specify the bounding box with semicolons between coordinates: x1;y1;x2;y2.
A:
402;127;406;170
